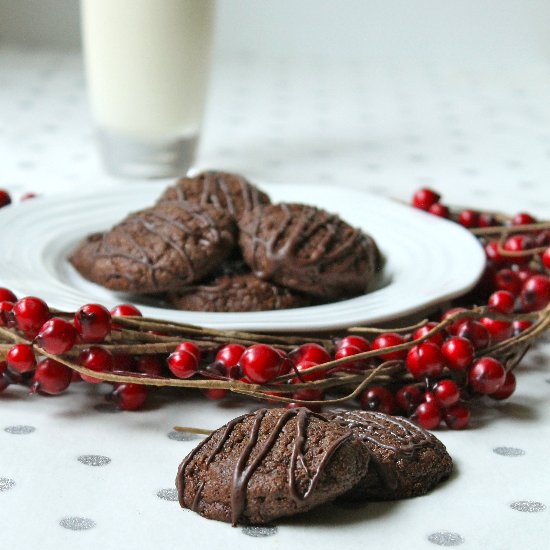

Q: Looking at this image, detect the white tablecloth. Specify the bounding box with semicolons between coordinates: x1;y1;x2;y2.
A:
1;47;549;550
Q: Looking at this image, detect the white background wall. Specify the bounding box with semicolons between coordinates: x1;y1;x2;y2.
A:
1;0;550;64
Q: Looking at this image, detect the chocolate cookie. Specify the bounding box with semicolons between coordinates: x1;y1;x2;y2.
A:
238;203;378;298
176;407;370;525
70;202;236;293
157;171;270;219
169;272;310;312
322;410;453;500
69;232;104;276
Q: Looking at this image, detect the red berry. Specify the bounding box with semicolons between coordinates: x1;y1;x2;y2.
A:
293;360;325;382
412;188;440;210
414;401;442;430
542;247;550;270
13;296;50;337
413;322;446;346
0;301;14;326
489;371;516;400
395;384;423;415
433;379;460;408
34;318;77;354
112;353;136;371
442;307;469;334
112;383;148;410
289;343;331;365
428;203;450;218
513;319;532;335
334;345;366;371
480;317;513;344
511;212;536;226
74;304;111;343
135;355;163;377
277;355;293;376
32;358;72;395
372;333;407;361
176;342;200;362
469;357;506;394
503;234;535;265
203;388;228;401
441;336;474;371
0;373;9;393
520;275;550;312
406;342;445;379
0;189;11;208
444;404;470;430
360;386;397;415
479;213;500;228
458;209;479;228
456;320;491;350
292;388;324;403
6;343;36;373
167;350;198;379
0;361;6;376
79;347;114;383
485;241;505;264
215;344;245;368
0;288;16;302
240;344;282;384
493;268;522;295
337;335;371;352
488;290;515;314
110;304;142;317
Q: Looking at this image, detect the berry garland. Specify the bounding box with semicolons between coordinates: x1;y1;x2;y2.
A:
0;187;549;430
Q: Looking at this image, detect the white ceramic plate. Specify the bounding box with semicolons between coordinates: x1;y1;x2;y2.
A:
0;183;485;331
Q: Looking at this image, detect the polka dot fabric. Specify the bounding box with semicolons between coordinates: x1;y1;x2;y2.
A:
1;46;550;549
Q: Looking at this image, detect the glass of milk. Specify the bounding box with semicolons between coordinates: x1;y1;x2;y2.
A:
81;0;215;178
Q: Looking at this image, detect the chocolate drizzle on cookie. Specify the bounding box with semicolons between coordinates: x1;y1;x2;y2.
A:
322;409;453;500
176;408;367;525
239;203;378;298
158;171;271;218
70;202;235;293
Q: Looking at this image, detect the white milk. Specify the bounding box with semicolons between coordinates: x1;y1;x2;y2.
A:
81;0;214;141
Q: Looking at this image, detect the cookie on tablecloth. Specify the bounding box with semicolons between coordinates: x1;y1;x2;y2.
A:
176;407;370;525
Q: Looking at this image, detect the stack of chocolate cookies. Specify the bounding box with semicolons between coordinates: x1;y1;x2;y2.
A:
176;408;453;525
70;171;381;312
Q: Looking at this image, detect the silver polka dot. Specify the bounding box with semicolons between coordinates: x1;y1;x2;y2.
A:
157;488;178;501
4;425;35;435
167;431;201;442
242;526;278;537
428;532;465;546
0;478;15;492
59;517;96;530
78;455;111;467
493;447;525;457
94;403;120;414
510;501;546;513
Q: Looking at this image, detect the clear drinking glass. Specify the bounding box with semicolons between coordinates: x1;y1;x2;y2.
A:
81;0;215;178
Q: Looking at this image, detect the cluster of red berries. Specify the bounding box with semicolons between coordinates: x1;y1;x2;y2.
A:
413;187;550;315
0;285;524;429
0;292;149;410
